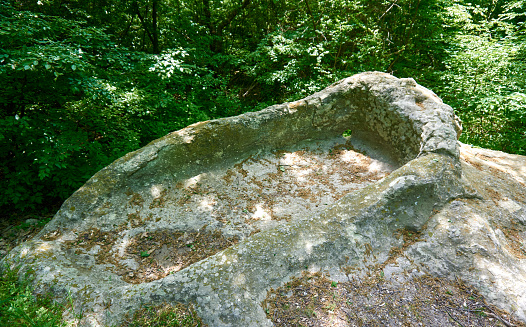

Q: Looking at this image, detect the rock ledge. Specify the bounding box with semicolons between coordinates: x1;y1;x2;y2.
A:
3;72;525;326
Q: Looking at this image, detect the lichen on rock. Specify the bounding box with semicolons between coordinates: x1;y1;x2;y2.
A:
2;72;525;326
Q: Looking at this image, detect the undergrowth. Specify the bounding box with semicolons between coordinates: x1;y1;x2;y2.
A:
0;266;65;327
121;302;206;327
0;264;205;327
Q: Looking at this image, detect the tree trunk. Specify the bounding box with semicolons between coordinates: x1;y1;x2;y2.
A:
152;0;159;54
201;0;252;53
134;0;160;54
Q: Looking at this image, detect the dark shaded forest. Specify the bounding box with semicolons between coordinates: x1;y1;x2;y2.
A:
1;0;525;213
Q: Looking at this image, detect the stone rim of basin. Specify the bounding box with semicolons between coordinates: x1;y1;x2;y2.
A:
49;71;462;232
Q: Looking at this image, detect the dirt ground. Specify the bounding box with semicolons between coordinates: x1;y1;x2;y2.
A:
263;269;525;327
0;212;53;260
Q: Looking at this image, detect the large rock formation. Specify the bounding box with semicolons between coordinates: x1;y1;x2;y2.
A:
2;72;525;326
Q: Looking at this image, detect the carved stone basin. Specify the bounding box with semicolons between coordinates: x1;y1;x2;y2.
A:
4;72;525;326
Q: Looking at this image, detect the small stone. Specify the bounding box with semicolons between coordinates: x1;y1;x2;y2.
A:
25;219;39;225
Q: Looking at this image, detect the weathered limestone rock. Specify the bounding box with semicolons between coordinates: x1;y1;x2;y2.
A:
2;72;525;326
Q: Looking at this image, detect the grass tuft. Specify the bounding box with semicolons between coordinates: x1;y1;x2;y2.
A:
0;265;65;327
122;302;206;327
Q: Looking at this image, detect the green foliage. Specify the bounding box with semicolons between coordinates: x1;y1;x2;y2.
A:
0;1;245;212
0;264;204;327
1;0;525;213
242;0;453;102
432;0;526;154
0;266;65;327
0;3;136;210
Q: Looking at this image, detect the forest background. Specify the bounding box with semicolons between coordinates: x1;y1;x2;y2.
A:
1;0;525;214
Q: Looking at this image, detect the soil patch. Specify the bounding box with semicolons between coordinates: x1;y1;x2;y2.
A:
62;228;239;284
116;229;239;283
263;270;526;327
0;213;53;260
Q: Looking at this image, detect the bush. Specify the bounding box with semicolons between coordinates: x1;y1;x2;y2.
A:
0;3;247;212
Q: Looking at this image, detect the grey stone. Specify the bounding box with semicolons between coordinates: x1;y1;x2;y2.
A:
25;218;39;225
2;72;525;326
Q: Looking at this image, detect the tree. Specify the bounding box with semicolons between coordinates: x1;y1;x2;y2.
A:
430;0;526;153
1;0;525;213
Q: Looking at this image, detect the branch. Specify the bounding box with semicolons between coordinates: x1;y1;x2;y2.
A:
152;0;159;53
201;0;213;33
216;0;252;34
444;307;466;327
134;1;155;51
379;1;400;20
119;15;135;39
482;304;515;327
304;0;318;33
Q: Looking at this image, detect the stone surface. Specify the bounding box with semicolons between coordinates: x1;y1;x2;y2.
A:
2;72;525;326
